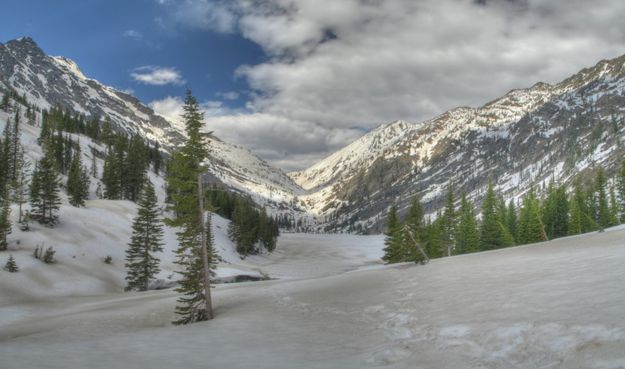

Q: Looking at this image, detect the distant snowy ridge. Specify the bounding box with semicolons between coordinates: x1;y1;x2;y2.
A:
291;53;625;231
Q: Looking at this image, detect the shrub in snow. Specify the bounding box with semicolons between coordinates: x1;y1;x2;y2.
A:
42;246;56;264
104;255;112;264
33;245;42;259
4;255;18;272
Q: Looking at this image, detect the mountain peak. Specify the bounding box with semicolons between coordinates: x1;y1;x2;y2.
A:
3;36;46;59
6;36;39;49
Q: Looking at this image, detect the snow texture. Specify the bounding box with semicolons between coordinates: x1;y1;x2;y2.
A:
2;227;625;368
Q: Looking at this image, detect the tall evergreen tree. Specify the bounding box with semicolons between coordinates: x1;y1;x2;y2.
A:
480;181;504;250
425;214;445;258
67;147;90;207
0;189;11;251
403;197;426;262
617;160;625;223
102;136;126;199
568;194;583;235
542;182;569;239
11;144;30;222
3;117;18;184
166;90;216;324
595;168;610;229
441;184;456;256
125;180;164;291
518;190;547;244
123;134;148;202
609;186;619;227
455;191;480;254
506;200;518;242
30;145;61;226
382;204;403;263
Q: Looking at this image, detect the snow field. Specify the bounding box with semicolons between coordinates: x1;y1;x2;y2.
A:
2;226;625;368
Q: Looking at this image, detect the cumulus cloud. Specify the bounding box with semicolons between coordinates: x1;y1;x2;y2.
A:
131;66;186;86
160;0;625;170
157;0;236;33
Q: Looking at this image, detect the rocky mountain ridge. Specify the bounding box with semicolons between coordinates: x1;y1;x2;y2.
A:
3;36;625;232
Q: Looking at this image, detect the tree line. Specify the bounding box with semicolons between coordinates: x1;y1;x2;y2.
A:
383;165;625;263
207;189;279;255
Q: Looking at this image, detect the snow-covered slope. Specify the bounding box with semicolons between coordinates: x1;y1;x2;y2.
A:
292;53;625;232
1;225;624;368
0;37;303;214
5;36;625;233
0;106;270;297
205;136;304;208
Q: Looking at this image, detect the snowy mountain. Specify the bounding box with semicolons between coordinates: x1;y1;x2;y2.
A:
0;37;302;213
4;36;625;233
292;54;625;232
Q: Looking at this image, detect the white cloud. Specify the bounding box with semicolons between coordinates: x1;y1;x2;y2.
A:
216;91;240;100
158;0;236;33
131;66;185;86
159;0;625;171
123;30;143;40
149;96;185;123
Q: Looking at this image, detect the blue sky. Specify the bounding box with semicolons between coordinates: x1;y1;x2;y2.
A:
0;0;263;109
2;1;625;170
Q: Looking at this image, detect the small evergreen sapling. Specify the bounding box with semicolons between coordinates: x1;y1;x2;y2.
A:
4;255;18;272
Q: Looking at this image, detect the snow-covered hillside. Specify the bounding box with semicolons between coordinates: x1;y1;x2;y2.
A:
1;225;624;368
4;36;625;234
0;37;304;216
291;53;625;232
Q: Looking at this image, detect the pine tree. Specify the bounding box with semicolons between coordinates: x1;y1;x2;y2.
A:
11;144;30;223
67;147;90;207
403;197;426;262
0;190;12;251
123;134;148;202
228;198;260;255
480;180;504;250
382;204;403;263
568;195;583;235
4;255;18;272
425;214;445;258
518;190;547;244
609;186;619;227
506;200;518;242
595;168;610;229
617;160;625;223
30;145;61;226
125;180;164;291
543;182;569;239
441;184;456;256
455;191;480;254
102;137;126;199
3;117;18;184
166;90;216;324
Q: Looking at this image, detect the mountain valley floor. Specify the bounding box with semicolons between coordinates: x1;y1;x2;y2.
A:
1;227;625;369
